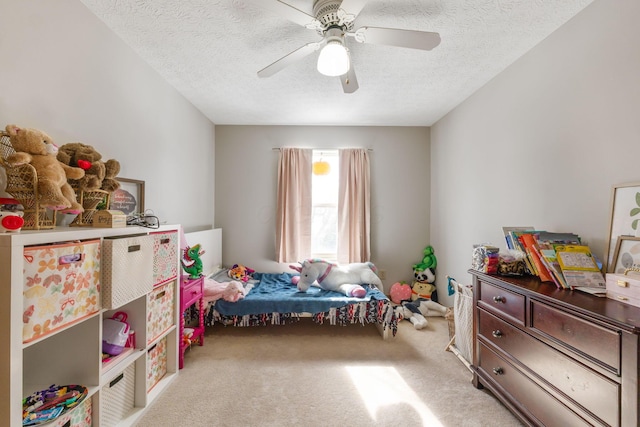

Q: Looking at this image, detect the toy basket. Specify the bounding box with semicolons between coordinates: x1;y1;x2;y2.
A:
445;276;474;374
0;131;56;229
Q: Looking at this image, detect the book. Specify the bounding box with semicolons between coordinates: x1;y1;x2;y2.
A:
502;226;534;250
573;286;607;297
556;245;600;272
511;229;540;275
554;244;605;291
519;233;554;283
536;241;568;289
537;231;581;245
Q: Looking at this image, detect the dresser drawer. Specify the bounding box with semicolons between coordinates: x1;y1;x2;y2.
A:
478;280;525;325
479;309;619;426
530;300;620;373
181;277;203;309
478;343;594;427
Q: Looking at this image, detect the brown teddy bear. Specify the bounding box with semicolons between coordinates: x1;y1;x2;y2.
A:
4;124;85;213
56;142;121;192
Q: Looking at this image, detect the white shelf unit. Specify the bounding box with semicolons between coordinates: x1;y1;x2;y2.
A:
0;225;181;427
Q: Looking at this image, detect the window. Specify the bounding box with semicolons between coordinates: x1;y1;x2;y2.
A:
311;150;338;261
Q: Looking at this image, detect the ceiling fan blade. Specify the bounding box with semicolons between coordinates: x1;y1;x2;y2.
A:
340;65;359;94
257;41;324;78
339;0;369;19
351;26;441;51
245;0;320;29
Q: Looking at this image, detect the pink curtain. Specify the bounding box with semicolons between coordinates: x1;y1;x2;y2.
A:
337;148;371;263
276;148;312;263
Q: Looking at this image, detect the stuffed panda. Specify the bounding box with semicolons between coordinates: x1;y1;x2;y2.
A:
412;267;438;302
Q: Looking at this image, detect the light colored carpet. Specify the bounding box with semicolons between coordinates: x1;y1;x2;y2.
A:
135;317;523;427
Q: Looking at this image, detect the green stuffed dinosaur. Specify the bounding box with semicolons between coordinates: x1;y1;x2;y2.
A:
181;244;205;279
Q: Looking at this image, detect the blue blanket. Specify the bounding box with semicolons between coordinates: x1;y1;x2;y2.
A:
214;272;388;316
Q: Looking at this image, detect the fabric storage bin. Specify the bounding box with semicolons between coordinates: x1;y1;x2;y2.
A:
151;230;178;286
101;363;136;426
23;239;101;343
48;395;92;427
146;281;175;344
606;271;640;308
102;234;154;309
146;336;167;392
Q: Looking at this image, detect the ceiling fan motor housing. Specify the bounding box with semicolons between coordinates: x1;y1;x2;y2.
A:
313;0;355;34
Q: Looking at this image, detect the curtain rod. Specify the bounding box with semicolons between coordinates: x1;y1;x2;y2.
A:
272;148;373;151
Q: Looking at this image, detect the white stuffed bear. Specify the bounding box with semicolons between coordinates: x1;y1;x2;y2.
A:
401;299;452;330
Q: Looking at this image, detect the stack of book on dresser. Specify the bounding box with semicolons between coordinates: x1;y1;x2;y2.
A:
502;227;606;295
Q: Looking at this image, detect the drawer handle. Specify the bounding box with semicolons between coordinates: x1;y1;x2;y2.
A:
492;367;504;375
492;330;503;338
109;372;124;388
492;296;506;304
58;253;84;265
617;279;629;288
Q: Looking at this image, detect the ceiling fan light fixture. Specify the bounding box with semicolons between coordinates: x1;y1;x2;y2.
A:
317;40;350;77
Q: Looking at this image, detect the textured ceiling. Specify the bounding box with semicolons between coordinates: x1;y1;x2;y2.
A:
80;0;594;126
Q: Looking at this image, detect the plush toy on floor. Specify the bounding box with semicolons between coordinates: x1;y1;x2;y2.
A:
401;298;452;330
397;244;452;329
413;245;437;272
389;281;412;304
412;245;439;302
411;268;438;302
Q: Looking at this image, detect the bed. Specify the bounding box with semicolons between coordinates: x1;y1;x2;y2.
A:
183;229;398;339
203;269;398;339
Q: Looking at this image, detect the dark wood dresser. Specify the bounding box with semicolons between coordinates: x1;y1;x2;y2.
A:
470;270;640;427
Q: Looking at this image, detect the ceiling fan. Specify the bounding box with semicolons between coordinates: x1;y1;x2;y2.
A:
248;0;441;93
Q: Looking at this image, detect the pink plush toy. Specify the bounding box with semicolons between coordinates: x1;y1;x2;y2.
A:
203;278;250;304
222;281;246;302
389;281;412;304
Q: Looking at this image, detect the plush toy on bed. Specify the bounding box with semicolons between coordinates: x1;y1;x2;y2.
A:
289;259;382;298
203;278;249;304
228;264;254;283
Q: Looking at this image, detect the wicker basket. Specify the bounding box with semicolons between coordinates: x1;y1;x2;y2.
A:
70;188;111;226
0;131;56;230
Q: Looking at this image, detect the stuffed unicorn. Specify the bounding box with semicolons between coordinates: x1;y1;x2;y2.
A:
289;259;383;298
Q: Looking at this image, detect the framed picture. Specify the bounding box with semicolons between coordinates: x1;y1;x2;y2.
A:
605;182;640;272
109;178;145;215
611;236;640;274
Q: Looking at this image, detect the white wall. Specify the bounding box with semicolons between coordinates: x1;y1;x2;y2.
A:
215;125;430;292
431;0;640;305
0;0;215;231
